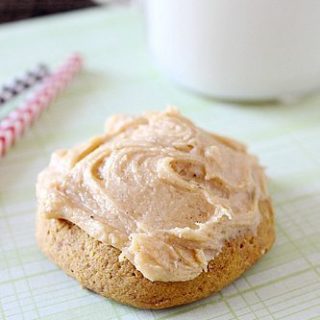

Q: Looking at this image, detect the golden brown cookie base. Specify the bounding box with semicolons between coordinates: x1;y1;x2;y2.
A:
36;199;275;309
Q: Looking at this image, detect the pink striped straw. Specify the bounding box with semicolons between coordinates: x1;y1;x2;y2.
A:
0;54;83;157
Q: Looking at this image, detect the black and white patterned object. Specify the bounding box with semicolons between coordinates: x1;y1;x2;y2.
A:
0;64;50;106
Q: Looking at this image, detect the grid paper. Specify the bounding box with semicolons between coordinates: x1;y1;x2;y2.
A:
0;6;320;320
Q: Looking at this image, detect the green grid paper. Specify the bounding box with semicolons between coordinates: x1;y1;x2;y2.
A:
0;6;320;320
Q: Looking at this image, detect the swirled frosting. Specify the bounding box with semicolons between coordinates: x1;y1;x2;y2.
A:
37;108;268;282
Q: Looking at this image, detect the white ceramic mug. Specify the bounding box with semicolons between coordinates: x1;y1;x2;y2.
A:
145;0;320;101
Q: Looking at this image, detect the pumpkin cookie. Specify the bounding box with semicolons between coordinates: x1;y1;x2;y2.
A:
36;108;275;309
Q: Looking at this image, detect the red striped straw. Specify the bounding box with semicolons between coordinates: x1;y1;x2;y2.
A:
0;53;83;157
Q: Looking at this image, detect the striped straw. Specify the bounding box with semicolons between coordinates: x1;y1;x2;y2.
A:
0;64;50;106
0;54;83;157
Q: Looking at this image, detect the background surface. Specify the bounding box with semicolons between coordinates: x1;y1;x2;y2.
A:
0;0;97;23
0;7;320;320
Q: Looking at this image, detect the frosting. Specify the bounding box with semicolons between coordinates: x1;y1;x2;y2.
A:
37;108;268;282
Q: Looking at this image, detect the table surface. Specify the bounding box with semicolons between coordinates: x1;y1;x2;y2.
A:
0;6;320;320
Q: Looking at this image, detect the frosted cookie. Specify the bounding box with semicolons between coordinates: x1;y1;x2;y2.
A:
36;108;275;309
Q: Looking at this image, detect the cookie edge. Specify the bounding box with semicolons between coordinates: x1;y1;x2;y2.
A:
36;198;275;309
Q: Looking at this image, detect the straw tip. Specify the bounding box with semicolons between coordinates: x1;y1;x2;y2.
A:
70;52;84;65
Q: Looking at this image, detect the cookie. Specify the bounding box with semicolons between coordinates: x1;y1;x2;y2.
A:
36;108;275;308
